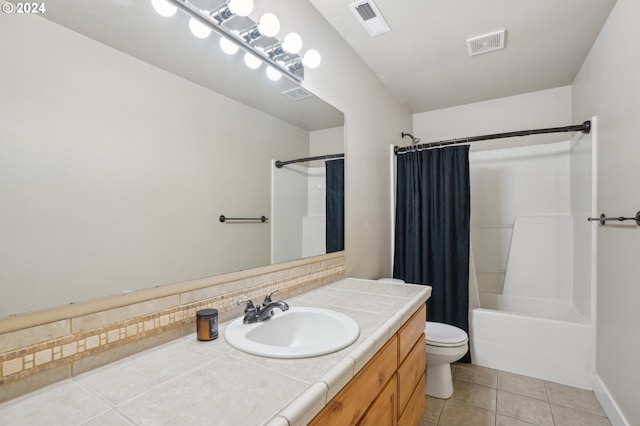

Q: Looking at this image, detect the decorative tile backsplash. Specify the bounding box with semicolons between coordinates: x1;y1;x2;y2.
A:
0;255;346;402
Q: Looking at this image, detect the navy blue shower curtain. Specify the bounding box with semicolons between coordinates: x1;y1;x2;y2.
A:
325;159;344;253
393;145;471;362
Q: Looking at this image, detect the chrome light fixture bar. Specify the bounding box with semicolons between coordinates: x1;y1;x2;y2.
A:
161;0;314;83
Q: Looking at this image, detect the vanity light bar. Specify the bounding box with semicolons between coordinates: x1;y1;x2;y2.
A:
164;0;304;83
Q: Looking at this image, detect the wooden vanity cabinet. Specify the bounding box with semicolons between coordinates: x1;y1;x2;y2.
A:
309;334;398;426
358;373;397;426
310;304;426;426
397;304;427;425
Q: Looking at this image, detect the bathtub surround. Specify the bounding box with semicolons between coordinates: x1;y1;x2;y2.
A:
0;254;345;404
465;127;595;389
469;141;573;296
471;300;593;389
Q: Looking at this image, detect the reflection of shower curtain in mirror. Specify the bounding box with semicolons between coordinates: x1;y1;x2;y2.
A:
393;146;470;362
325;159;344;253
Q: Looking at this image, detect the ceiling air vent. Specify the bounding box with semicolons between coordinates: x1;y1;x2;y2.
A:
349;0;391;37
282;87;314;101
466;29;506;56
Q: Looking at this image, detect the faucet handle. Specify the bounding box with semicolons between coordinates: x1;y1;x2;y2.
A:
237;299;255;313
263;289;279;305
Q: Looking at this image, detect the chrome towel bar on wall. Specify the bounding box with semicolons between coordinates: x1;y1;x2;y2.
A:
219;215;269;223
587;211;640;226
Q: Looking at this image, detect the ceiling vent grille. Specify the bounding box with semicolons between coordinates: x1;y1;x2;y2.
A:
282;87;314;101
355;3;376;20
466;29;506;56
349;0;391;37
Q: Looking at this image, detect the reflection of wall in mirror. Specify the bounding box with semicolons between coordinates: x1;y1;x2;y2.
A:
310;127;345;167
0;15;311;317
271;126;344;264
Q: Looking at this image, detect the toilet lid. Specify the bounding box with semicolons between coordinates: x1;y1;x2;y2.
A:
425;321;468;347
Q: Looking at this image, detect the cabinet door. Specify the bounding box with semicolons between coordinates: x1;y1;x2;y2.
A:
398;304;426;362
309;335;398;426
398;373;426;426
358;374;397;426
398;335;426;416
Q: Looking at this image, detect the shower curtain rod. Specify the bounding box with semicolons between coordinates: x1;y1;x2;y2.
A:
275;153;344;168
394;120;591;154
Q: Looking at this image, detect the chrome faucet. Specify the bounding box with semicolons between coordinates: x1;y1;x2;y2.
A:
237;289;289;324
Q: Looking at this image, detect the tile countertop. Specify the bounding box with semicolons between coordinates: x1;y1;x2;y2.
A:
0;278;431;426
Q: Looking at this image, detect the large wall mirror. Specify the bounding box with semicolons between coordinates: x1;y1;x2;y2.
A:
0;0;344;319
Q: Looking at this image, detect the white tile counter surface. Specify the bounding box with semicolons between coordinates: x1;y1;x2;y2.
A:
0;278;431;426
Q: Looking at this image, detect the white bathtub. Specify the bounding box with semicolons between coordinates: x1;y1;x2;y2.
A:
470;292;593;389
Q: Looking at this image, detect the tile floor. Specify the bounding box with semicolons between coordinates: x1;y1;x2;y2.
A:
420;364;611;426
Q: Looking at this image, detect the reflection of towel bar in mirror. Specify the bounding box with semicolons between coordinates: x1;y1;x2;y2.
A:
219;215;269;223
587;211;640;226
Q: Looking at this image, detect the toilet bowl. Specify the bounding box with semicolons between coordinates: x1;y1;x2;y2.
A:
376;279;469;398
424;321;468;398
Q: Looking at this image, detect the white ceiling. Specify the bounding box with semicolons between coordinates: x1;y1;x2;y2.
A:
309;0;616;113
34;0;616;122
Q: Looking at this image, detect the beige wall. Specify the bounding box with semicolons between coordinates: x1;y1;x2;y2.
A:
299;2;412;279
572;0;640;423
413;86;573;151
309;126;345;167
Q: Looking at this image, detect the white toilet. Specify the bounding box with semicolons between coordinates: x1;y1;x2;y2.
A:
377;278;469;399
424;321;468;399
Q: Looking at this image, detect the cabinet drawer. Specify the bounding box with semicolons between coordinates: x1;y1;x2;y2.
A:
398;304;426;363
397;335;426;415
310;334;398;426
357;374;397;426
398;373;426;426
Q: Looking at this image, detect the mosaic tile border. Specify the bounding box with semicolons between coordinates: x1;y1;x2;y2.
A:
0;259;345;391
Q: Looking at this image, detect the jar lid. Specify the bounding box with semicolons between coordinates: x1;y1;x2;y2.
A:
197;308;218;318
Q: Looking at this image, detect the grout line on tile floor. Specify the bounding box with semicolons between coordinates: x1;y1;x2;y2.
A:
544;381;556;426
426;364;611;426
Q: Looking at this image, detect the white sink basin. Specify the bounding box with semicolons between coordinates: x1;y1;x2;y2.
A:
224;307;360;358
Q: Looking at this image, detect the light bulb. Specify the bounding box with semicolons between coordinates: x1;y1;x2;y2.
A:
303;49;321;69
266;66;282;81
244;52;262;69
282;32;303;54
189;17;212;39
258;13;280;37
151;0;177;17
228;0;253;17
219;37;239;55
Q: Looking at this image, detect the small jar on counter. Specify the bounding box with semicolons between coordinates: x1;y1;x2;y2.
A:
196;308;218;341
